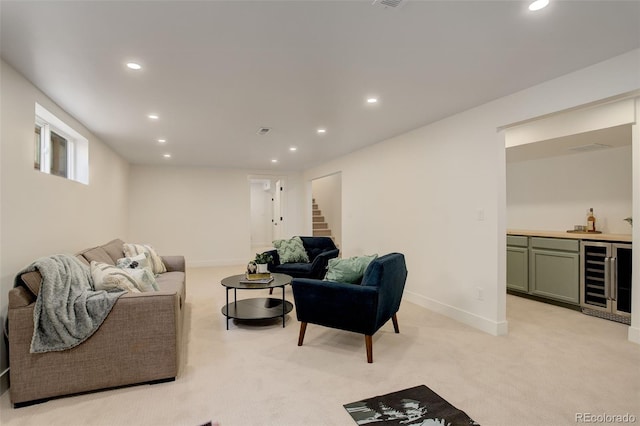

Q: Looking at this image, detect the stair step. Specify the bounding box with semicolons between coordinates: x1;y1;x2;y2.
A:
312;215;325;222
312;204;318;210
312;210;321;216
313;229;332;237
313;222;328;230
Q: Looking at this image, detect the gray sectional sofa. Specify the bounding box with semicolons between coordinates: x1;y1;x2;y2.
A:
6;238;186;407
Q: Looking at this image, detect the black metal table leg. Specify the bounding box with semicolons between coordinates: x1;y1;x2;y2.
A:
225;287;229;330
282;285;286;327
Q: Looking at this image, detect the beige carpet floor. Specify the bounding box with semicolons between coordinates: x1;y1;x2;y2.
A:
1;264;639;426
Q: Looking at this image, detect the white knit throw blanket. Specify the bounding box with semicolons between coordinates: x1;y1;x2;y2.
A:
16;254;124;353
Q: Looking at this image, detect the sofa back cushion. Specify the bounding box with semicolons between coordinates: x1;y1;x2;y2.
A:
101;238;126;263
80;246;115;265
299;236;337;262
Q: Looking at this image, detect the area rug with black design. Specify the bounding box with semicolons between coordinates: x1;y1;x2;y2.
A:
344;384;480;426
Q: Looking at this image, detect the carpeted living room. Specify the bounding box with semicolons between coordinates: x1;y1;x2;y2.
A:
2;1;640;426
1;264;639;425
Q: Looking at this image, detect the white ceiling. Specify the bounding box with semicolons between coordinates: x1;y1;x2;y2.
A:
2;0;639;171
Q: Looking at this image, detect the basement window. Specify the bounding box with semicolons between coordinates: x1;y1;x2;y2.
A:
34;103;89;184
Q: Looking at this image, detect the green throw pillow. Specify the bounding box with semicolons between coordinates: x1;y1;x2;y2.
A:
324;254;378;284
273;236;310;264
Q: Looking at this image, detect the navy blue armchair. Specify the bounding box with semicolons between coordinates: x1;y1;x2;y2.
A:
264;236;339;279
291;253;408;363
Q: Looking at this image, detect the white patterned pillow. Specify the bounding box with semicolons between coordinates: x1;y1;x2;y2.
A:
91;261;140;293
117;252;154;277
273;236;309;264
122;243;166;274
91;261;158;293
123;268;158;292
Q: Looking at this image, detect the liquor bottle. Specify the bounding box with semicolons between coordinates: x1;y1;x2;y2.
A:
587;208;596;232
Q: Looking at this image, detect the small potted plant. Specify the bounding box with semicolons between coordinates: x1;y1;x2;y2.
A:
254;252;273;274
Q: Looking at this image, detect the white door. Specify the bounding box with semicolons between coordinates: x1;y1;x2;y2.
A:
272;179;284;240
249;179;274;248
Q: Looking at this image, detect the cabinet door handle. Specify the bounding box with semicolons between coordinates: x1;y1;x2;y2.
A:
604;257;610;300
611;257;617;301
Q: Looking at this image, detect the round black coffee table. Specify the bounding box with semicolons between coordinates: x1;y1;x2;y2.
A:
221;273;293;329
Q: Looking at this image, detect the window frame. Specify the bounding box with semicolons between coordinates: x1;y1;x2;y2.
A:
34;103;88;184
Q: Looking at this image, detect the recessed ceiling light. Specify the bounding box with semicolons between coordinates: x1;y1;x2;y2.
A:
528;0;549;11
317;128;327;134
163;153;172;159
157;139;166;143
148;114;159;120
289;147;297;152
367;97;378;104
271;159;278;163
126;62;142;70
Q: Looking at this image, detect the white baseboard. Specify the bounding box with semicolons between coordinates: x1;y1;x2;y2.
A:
186;258;247;268
0;368;9;396
404;290;508;336
628;326;640;344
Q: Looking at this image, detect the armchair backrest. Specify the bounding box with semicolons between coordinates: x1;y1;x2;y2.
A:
299;236;338;262
361;253;408;327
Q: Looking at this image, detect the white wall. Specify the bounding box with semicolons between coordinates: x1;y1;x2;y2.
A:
507;146;633;234
312;173;342;248
127;166;305;267
304;49;640;338
0;60;130;393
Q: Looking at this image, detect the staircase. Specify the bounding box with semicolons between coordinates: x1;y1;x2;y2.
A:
312;199;333;239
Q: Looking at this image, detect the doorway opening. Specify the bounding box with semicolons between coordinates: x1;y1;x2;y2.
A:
311;172;342;249
249;177;285;252
503;96;637;328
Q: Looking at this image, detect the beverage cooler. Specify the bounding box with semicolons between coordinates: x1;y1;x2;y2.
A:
580;241;632;324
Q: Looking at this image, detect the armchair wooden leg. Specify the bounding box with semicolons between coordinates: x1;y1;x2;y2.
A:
392;313;399;333
365;335;373;363
298;322;308;346
269;288;273;295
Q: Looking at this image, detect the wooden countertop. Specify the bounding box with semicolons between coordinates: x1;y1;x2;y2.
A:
508;229;632;242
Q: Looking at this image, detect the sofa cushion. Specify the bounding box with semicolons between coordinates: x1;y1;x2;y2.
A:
81;247;115;265
324;254;378;284
273;262;314;278
155;272;184;289
101;238;125;263
299;236;337;262
123;243;167;274
273;236;309;264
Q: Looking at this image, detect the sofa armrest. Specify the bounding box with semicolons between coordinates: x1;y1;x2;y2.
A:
8;286;34;309
162;255;185;272
308;248;340;279
264;249;280;269
291;278;379;335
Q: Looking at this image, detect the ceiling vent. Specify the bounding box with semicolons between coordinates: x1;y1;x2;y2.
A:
568;143;612;153
256;127;271;136
372;0;405;9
